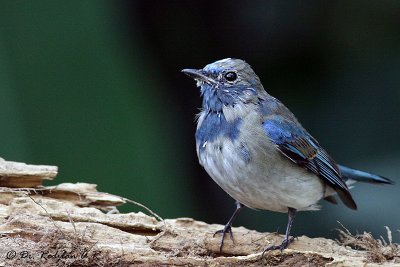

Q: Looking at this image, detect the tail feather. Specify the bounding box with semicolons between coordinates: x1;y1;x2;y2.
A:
338;164;395;185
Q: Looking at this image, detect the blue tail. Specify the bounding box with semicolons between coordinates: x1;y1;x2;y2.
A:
338;164;394;185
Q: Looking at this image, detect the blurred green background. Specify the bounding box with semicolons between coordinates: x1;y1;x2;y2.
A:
0;1;399;242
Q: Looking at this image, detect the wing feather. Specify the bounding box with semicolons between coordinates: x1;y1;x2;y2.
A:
263;117;357;210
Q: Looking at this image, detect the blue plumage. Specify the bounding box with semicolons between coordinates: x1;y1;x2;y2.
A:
182;58;394;255
262;117;356;209
195;112;242;151
339;164;393;184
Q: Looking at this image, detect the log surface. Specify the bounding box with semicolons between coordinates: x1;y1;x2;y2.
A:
0;158;398;267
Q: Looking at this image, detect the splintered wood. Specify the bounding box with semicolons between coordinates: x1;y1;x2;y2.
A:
0;158;398;266
0;157;57;188
0;157;124;212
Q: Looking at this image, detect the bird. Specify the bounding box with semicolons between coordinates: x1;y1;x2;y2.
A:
182;58;394;255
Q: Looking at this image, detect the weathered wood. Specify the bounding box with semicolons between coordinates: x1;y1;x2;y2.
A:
0;157;57;188
0;158;398;266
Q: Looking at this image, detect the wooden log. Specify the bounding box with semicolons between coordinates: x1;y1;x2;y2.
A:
0;157;57;188
0;158;398;266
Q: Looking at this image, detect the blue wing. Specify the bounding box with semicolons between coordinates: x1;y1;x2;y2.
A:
263;116;357;210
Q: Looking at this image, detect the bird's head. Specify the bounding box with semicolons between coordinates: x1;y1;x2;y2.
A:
182;58;265;112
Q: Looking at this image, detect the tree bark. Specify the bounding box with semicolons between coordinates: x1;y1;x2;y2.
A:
0;158;398;266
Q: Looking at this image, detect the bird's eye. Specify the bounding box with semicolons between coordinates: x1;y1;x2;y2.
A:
224;71;237;82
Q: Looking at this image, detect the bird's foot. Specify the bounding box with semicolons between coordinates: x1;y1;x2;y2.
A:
213;224;234;255
261;236;294;257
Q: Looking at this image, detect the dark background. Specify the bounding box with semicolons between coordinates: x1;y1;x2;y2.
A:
1;1;399;242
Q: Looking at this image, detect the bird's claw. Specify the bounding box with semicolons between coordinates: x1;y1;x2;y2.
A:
261;236;294;257
213;225;234;240
213;224;234;255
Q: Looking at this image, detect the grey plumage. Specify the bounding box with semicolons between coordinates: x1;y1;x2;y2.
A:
182;58;393;254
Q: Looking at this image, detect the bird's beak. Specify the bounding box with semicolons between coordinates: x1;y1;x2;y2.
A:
181;69;216;85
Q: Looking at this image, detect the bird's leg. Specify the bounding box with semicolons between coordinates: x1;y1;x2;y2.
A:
262;207;297;255
213;201;244;255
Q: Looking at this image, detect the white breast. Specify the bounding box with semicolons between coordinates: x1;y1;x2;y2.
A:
197;110;325;213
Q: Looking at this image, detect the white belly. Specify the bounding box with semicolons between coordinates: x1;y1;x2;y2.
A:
197;120;325;213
